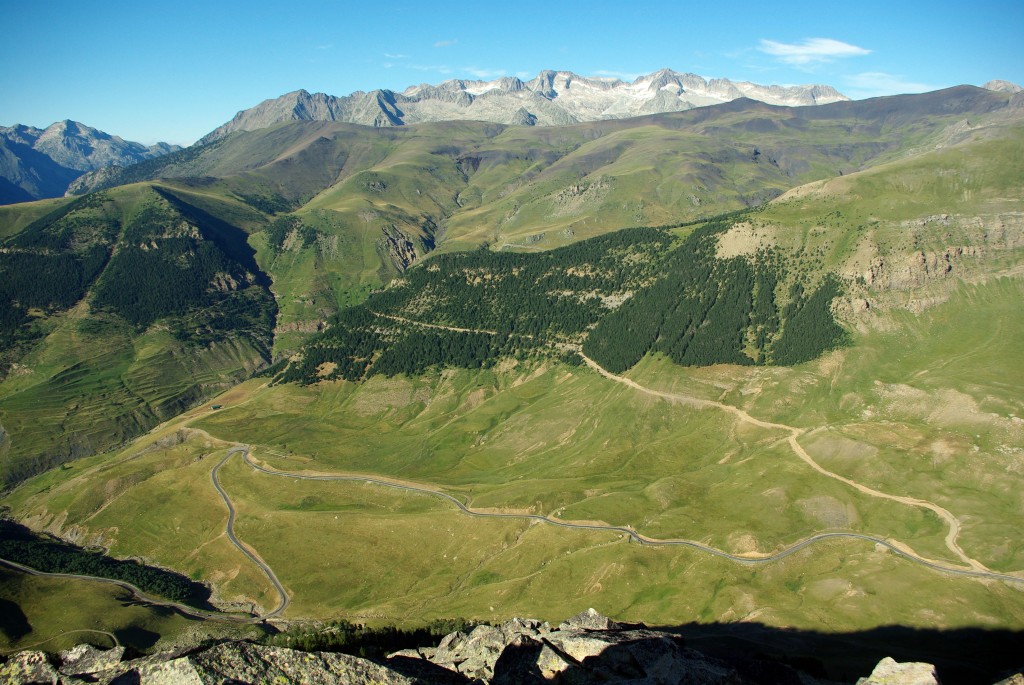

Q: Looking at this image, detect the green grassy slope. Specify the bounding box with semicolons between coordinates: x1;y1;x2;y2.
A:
1;89;1022;639
39;88;1015;360
0;567;199;654
0;185;275;485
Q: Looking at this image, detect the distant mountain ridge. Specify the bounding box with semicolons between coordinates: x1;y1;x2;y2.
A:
200;68;848;143
0;120;180;204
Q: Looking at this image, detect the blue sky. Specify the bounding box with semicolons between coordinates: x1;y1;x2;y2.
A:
3;0;1021;145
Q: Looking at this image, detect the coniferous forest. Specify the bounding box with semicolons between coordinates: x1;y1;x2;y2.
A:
278;211;847;385
0;519;212;608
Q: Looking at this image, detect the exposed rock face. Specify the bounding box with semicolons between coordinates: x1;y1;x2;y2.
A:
2;611;993;684
199;68;849;143
0;120;179;204
380;225;420;271
856;656;939;684
58;644;126;677
0;642;452;685
0;650;64;684
983;80;1023;94
395;611;812;684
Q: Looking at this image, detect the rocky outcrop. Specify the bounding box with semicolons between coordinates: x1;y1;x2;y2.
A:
6;611;1016;684
0;641;459;685
983;80;1023;94
856;656;938;684
393;609;817;684
380;225;420;271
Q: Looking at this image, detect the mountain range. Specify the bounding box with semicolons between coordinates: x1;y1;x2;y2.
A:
1;72;1024;669
200;68;849;142
1;83;1018;483
6;70;1020;209
0;120;179;204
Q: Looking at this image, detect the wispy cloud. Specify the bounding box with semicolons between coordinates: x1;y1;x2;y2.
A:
434;39;458;48
759;38;870;66
843;72;937;98
410;64;454;75
593;69;641;81
404;64;509;80
462;67;507;80
315;44;334;51
383;52;407;59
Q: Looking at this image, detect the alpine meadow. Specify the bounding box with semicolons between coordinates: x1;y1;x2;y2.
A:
1;57;1023;683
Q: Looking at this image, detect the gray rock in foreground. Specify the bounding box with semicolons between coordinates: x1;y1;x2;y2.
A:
5;609;1009;684
855;656;938;684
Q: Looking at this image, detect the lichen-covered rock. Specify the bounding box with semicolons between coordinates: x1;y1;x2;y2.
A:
125;655;206;685
4;614;963;685
856;656;939;685
390;611;802;685
558;607;620;632
58;644;125;677
0;650;68;684
156;641;421;684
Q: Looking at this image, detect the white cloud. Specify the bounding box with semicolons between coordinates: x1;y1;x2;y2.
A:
844;72;937;98
462;67;507;79
593;69;641;81
411;64;454;75
384;52;407;59
759;38;870;66
434;39;458;48
315;44;334;51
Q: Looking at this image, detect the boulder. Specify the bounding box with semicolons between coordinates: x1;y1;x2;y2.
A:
0;650;68;684
3;615;967;685
558;607;621;632
857;656;939;685
59;644;126;676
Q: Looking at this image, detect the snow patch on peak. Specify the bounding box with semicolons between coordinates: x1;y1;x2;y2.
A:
201;68;851;142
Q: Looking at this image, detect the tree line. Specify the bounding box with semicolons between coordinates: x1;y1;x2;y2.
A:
0;193;118;352
273;210;848;384
0;518;212;608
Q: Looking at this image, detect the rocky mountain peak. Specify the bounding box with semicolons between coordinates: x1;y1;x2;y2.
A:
198;68;850;143
496;75;525;92
0;119;181;204
984;79;1024;93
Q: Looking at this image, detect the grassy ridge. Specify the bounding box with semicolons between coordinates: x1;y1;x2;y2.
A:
3;274;1022;633
44;93;1016;361
0;92;1022;641
0;568;204;654
0;185;275;486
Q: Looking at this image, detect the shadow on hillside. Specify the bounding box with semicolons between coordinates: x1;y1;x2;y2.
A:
478;622;1024;685
666;622;1024;684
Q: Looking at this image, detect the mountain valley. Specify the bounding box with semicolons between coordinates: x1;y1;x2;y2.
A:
0;81;1022;681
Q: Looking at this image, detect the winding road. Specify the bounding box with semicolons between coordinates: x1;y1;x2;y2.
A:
0;557;255;624
575;351;991;573
369;310;1000;575
217;447;1024;590
9;313;1017;629
211;449;290;618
